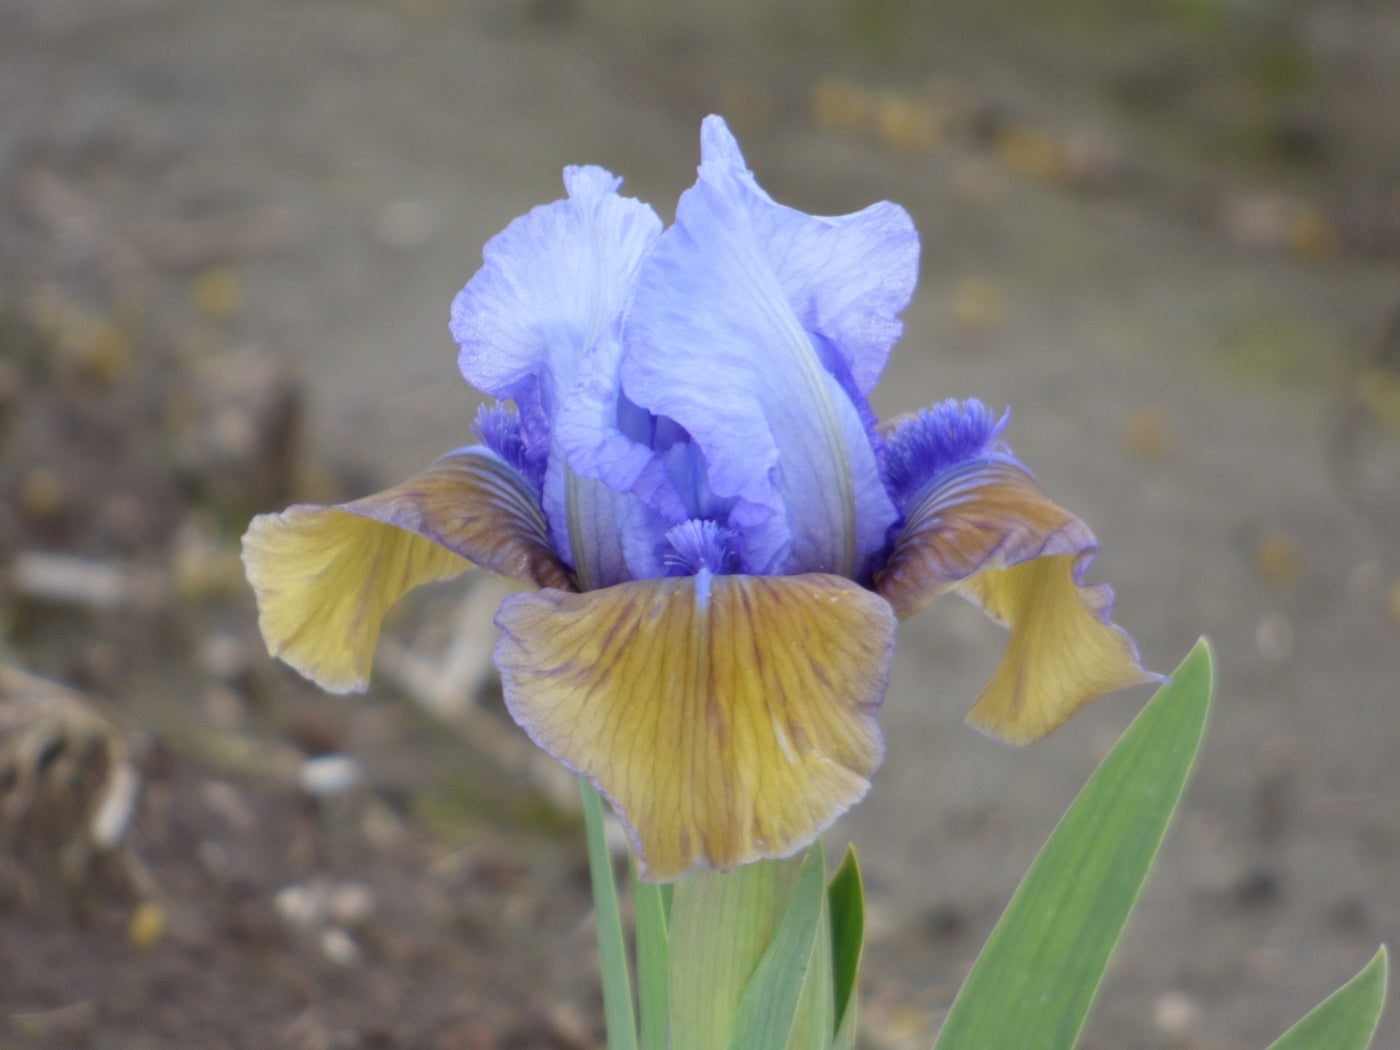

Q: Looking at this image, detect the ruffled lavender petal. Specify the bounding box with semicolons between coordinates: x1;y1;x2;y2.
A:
622;117;903;579
450;165;662;450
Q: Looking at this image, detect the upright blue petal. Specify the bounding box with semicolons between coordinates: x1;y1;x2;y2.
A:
696;120;919;398
621;117;911;579
450;166;662;459
451;166;663;587
551;312;687;581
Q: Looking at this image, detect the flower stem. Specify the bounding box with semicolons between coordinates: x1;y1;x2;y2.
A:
580;777;638;1050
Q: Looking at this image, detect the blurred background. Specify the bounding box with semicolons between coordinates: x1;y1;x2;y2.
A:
2;0;1399;1047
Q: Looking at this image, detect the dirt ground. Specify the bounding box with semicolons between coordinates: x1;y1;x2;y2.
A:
2;1;1399;1048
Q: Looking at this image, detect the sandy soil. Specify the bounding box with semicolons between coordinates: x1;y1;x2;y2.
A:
2;1;1399;1048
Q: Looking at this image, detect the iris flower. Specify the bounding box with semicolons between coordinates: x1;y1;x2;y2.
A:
242;116;1155;882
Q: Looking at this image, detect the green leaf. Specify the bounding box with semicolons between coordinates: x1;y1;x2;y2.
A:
632;865;671;1050
580;778;638;1050
933;638;1214;1050
1267;947;1388;1050
828;846;865;1034
722;847;830;1050
832;1002;859;1050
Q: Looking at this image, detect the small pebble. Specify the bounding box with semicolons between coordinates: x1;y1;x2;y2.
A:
300;753;366;798
275;882;323;928
1153;990;1199;1036
320;926;360;966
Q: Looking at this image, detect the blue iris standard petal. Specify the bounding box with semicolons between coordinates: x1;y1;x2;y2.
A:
451;167;661;421
451;166;663;590
621;117;909;580
886;399;1011;505
696;121;919;398
451;164;662;504
552;314;689;527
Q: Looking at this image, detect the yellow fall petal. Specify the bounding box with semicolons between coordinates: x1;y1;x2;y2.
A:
494;572;896;882
876;457;1156;743
960;554;1159;745
241;449;570;693
243;506;469;693
876;458;1088;620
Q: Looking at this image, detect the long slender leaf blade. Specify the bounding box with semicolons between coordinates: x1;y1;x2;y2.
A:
832;997;858;1050
1267;947;1388;1050
632;865;672;1050
722;847;827;1050
828;846;865;1033
933;639;1214;1050
581;779;638;1050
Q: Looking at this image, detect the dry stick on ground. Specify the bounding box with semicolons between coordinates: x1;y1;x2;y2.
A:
374;573;579;814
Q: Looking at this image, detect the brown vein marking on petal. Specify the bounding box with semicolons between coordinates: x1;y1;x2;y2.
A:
347;449;573;592
241;504;472;693
875;457;1089;620
875;456;1156;742
493;572;896;882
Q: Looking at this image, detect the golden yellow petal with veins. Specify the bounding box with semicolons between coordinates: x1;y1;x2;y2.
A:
494;572;896;882
242;506;470;693
242;449;570;693
876;458;1087;620
959;553;1159;745
876;457;1156;743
